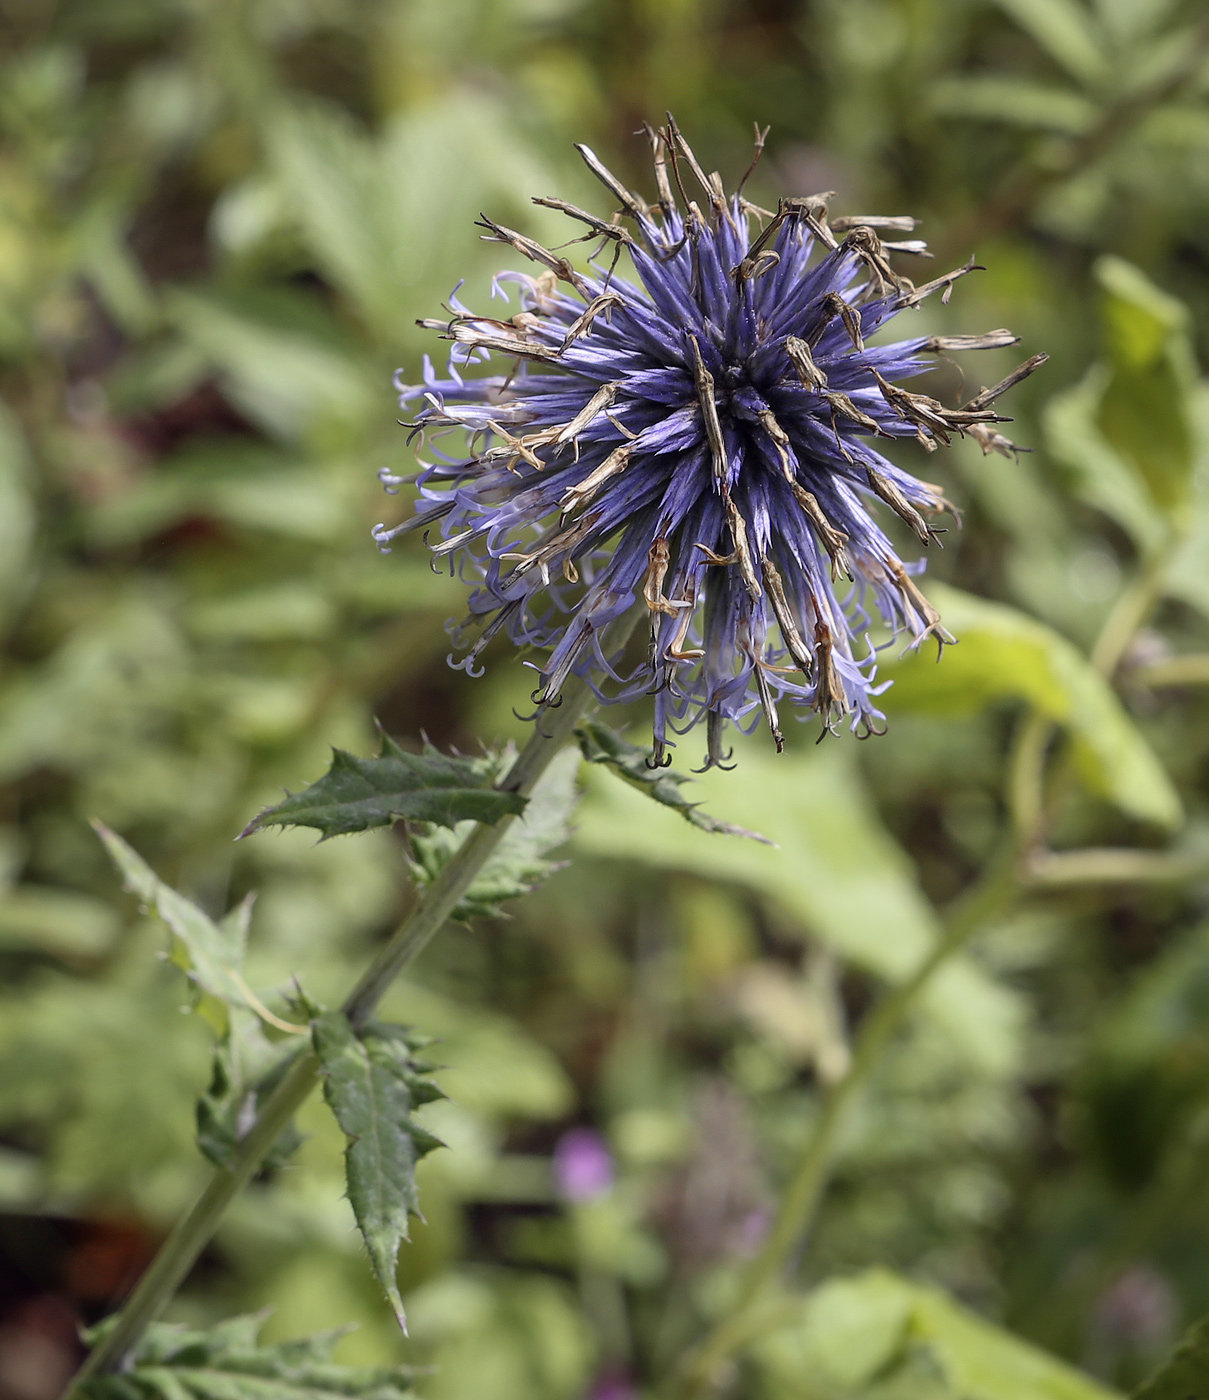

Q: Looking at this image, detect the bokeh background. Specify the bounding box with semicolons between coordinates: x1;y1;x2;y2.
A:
1;0;1208;1396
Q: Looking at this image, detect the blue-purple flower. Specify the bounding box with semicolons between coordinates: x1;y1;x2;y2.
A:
381;121;1043;767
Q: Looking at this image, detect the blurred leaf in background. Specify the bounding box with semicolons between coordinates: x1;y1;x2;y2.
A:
0;0;1208;1397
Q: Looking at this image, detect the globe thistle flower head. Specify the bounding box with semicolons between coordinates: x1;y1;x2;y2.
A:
382;120;1045;768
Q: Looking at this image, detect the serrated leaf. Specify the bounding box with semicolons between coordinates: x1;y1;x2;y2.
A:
575;718;773;844
409;746;580;920
240;736;527;841
1135;1310;1209;1400
311;1010;445;1331
78;1312;416;1400
196;1008;305;1171
881;584;1183;830
93;823;305;1033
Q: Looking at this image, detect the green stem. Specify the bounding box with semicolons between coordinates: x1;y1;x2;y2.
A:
68;677;598;1387
672;550;1178;1397
672;854;1018;1398
1089;550;1168;679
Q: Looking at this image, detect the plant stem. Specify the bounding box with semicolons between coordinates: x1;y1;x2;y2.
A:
671;549;1179;1396
671;853;1018;1398
68;677;598;1387
1089;550;1168;679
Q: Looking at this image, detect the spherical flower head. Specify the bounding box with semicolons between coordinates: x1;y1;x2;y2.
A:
381;120;1044;768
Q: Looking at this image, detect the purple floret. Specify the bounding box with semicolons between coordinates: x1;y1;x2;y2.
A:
381;119;1044;768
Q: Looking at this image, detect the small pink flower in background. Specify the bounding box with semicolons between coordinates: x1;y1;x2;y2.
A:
587;1367;636;1400
554;1127;614;1201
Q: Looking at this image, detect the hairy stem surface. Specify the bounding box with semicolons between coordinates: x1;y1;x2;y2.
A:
68;678;597;1388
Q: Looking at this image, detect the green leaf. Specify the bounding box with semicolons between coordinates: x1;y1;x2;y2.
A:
384;983;574;1120
78;1312;416;1400
168;287;373;443
409;746;580;920
574;737;1023;1073
909;1278;1123;1400
1046;260;1202;542
1134;1310;1209;1400
1044;364;1167;553
750;1270;1122;1400
575;718;773;844
930;76;1097;133
93;823;306;1032
311;1009;445;1330
992;0;1113;88
1094;256;1201;517
240;736;527;841
882;584;1183;830
196;1007;305;1171
266;95;568;349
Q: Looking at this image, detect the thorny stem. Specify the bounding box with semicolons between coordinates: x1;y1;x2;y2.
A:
67;674;600;1389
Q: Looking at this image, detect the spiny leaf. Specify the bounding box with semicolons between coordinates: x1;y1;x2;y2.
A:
1134;1310;1209;1400
575;718;773;844
196;1007;305;1171
409;745;580;920
239;735;527;840
78;1312;416;1400
93;822;306;1034
311;1009;445;1331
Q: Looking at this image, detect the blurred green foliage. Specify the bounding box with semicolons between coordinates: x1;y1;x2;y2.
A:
1;0;1209;1397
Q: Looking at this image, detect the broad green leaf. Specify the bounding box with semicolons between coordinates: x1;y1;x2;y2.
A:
575;718;772;843
1044;364;1167;553
84;442;352;548
168;288;373;442
750;1270;1121;1400
241;737;527;840
0;884;120;958
752;1271;913;1391
197;1006;305;1172
910;1279;1122;1400
94;824;305;1033
574;738;1023;1073
882;584;1182;830
930;76;1096;133
311;1010;445;1330
993;0;1113;88
79;1312;416;1400
408;746;580;920
404;1270;593;1400
266;94;568;349
1046;260;1202;542
1094;257;1201;517
1135;1311;1209;1400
